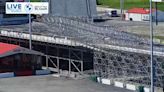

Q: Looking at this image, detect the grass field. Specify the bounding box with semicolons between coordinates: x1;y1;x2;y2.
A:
97;0;164;11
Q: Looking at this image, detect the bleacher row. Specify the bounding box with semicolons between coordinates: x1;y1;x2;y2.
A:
42;16;164;52
0;30;103;52
1;16;164;53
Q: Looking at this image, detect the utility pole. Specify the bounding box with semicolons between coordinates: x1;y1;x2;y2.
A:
155;2;158;25
28;0;32;50
149;0;154;92
48;0;52;14
120;0;124;20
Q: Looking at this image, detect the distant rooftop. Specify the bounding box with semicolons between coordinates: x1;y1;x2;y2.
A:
127;8;156;14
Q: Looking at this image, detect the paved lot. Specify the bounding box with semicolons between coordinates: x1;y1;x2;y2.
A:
0;75;134;92
96;17;164;40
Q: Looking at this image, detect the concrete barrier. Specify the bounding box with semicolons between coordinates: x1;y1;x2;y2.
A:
95;78;164;92
114;81;124;88
52;74;60;77
0;72;14;78
144;87;163;92
144;87;150;92
101;78;111;85
93;77;162;92
126;84;136;91
155;87;163;92
36;69;51;75
97;77;101;83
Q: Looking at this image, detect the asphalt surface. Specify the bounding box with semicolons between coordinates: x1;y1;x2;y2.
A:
0;75;134;92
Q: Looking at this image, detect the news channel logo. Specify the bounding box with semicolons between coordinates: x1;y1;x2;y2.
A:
6;3;22;13
24;3;33;13
6;2;49;14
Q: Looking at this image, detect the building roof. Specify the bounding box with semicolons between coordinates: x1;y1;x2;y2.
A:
0;42;44;58
0;42;19;55
127;8;155;14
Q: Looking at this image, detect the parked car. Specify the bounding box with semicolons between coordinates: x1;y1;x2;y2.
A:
105;10;118;17
111;10;118;17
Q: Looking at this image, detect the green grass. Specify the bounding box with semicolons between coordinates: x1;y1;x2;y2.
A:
97;0;164;11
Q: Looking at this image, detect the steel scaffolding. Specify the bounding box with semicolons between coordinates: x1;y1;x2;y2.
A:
94;50;164;87
0;16;164;87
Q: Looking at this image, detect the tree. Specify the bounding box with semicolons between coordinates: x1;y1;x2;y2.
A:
96;0;101;5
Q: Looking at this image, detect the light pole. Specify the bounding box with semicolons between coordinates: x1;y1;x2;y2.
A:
155;2;158;25
120;0;124;20
28;0;32;50
149;0;154;92
48;0;52;14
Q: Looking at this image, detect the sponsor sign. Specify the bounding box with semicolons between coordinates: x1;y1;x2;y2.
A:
6;2;49;14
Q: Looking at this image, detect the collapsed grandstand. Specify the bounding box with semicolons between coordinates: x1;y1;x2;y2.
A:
0;16;164;88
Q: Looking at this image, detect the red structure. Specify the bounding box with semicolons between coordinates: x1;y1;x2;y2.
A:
0;43;18;55
127;8;155;14
0;42;43;76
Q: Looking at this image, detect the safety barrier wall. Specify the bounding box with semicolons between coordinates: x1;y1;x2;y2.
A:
96;77;163;92
0;69;51;78
0;72;14;78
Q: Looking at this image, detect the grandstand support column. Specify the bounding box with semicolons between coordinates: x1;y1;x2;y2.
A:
69;49;71;75
81;61;84;75
81;51;84;74
57;48;60;74
57;57;60;74
46;55;48;68
28;0;32;50
69;60;71;75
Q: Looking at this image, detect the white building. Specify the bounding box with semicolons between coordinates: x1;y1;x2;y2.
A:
125;8;164;22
